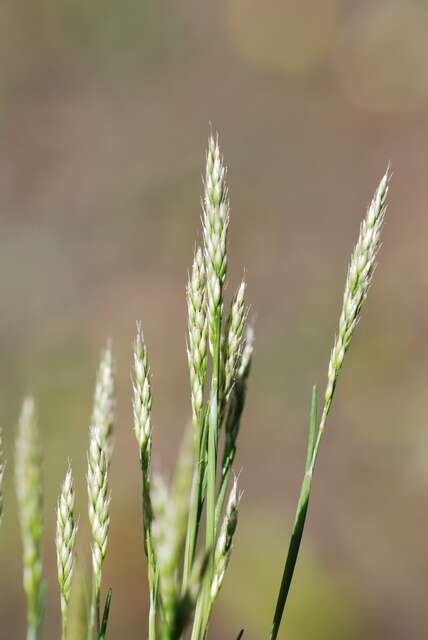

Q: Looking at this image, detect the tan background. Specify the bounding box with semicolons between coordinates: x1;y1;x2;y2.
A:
0;1;427;638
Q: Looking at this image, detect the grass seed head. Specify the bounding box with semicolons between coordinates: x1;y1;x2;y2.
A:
224;280;248;400
56;464;77;623
187;247;208;421
133;323;153;456
91;341;116;462
87;427;110;590
203;135;230;354
324;170;390;413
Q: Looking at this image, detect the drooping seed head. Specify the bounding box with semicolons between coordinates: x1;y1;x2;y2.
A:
324;170;389;414
132;323;152;456
91;341;116;462
224;280;247;400
87;428;110;591
0;428;5;527
211;476;239;601
203;135;230;353
56;464;77;623
15;397;44;625
187;247;208;421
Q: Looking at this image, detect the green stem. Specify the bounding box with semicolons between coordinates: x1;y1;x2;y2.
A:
270;472;312;640
192;309;222;640
148;559;157;640
89;580;100;639
61;618;67;640
182;411;208;591
26;625;39;640
269;386;318;640
206;309;221;561
140;452;157;640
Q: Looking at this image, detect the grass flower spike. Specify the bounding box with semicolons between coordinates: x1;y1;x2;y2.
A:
132;324;154;547
91;342;116;462
270;169;390;640
223;280;247;402
15;397;45;640
321;170;390;428
0;428;5;528
187;247;208;422
133;323;152;458
132;323;157;640
203;135;229;355
218;324;254;521
87;427;110;635
56;464;77;639
203;136;231;566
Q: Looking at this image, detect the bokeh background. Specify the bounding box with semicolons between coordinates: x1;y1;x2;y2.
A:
1;1;427;638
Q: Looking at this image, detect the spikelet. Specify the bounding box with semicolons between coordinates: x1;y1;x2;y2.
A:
203;135;229;354
87;428;110;594
91;341;116;462
56;464;77;633
133;323;152;458
238;324;255;380
223;324;254;467
223;280;247;401
324;170;390;417
187;247;208;421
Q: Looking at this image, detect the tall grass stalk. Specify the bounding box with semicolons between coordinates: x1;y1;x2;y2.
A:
130;135;250;640
270;169;390;640
132;323;158;640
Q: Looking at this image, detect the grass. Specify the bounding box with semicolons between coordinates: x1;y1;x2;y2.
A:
0;135;389;639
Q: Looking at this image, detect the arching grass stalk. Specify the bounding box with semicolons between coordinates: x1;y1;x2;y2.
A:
270;169;390;640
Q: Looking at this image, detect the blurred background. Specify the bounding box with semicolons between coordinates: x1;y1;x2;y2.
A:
0;0;427;638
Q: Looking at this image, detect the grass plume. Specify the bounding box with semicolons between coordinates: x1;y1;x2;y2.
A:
91;342;116;462
270;169;390;640
56;464;77;639
87;428;110;636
